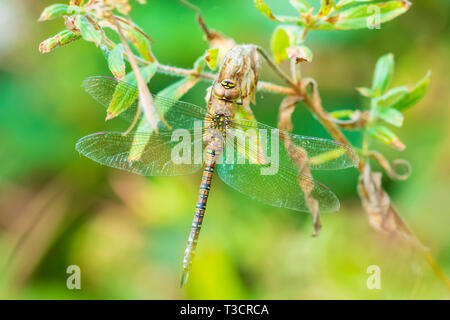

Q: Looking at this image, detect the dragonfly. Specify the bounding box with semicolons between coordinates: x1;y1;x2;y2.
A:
76;76;359;287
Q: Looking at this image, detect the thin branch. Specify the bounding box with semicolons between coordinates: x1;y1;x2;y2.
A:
114;15;155;43
256;46;300;90
111;16;160;132
424;251;450;292
178;0;212;39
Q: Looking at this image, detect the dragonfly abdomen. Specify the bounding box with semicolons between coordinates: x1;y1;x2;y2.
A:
180;147;217;287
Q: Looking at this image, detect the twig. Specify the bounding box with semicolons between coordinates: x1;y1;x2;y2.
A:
255;46;299;90
424;251;450;292
114;15;155;43
111;16;160;133
178;0;212;39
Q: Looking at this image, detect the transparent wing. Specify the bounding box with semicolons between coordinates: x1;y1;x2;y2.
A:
82;76;207;130
231;119;359;170
217;153;340;212
76;130;204;176
215;118;359;212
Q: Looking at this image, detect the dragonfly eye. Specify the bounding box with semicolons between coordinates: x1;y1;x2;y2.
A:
213;82;225;98
221;79;236;89
224;87;240;100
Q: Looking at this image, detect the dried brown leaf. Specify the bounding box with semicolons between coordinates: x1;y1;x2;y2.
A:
357;164;425;249
278;95;321;236
216;45;260;109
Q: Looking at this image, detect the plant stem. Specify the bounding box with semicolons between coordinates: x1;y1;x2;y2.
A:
255;46;300;91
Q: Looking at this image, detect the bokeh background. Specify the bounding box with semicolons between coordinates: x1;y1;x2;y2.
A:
0;0;449;299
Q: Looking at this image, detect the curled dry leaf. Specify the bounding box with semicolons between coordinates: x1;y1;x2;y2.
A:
206;30;235;66
216;45;261;117
366;151;411;180
357;164;425;249
330;109;370;130
278;95;322;237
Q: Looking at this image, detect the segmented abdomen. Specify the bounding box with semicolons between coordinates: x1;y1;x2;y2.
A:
180;145;217;286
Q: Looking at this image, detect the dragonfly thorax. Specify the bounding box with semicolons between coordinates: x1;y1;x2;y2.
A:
210;113;232;135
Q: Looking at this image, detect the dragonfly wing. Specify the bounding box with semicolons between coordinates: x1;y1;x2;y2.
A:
76;130;204;176
215;121;349;212
82;76;207;130
231;119;359;170
216;159;340;213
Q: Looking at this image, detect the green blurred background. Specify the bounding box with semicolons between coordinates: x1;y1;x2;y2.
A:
0;0;449;299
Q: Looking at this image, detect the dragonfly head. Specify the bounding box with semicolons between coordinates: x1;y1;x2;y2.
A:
213;79;241;102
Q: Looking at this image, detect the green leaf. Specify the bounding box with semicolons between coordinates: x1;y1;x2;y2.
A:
108;44;126;80
366;125;405;150
315;1;411;30
123;64;158;86
193;48;219;73
375;85;409;107
38;30;81;53
159;77;200;100
205;48;219;70
271;27;290;64
390;71;431;111
123;26;156;63
271;25;304;64
373;106;404;127
319;0;335;16
106;64;157;120
38;4;81;22
254;0;300;23
74;15;102;46
335;0;373;10
255;0;277;20
356;86;376;98
290;0;310;13
372;53;394;95
330;109;356;119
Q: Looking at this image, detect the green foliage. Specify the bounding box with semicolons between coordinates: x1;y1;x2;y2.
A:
335;0;373;10
108;44;126;80
355;54;430;149
106;64;157;120
39;30;81;53
74;15;102;46
371;53;394;96
271;26;292;64
366;125;405;150
123;27;155;62
38;3;81;22
289;0;310;13
270;25;312;64
315;1;411;30
254;0;426;152
194;48;219;72
256;0;411;30
390;71;431;111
